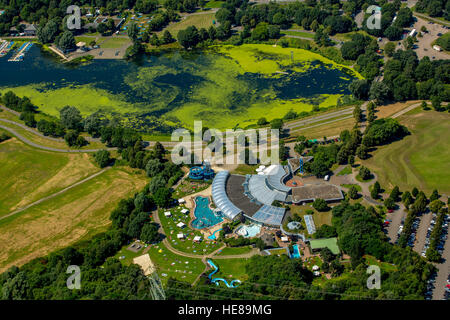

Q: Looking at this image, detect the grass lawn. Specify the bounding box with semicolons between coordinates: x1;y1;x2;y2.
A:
341;184;362;192
216;246;253;256
288;205;331;232
281;30;315;39
163;13;216;36
98;37;131;49
290;117;355;140
147;243;206;285
204;0;224;8
0;166;148;273
209;258;249;283
337;165;352;176
363;110;450;194
157;206;223;255
0;138;100;217
364;255;398;272
231;164;258;175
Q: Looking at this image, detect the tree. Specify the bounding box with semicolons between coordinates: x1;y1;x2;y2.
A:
353;104;362;122
384;42;396;57
257;117;268;126
19;112;36;128
356;144;369;160
349;79;370;100
140;223;159;243
58;31;76;52
37;20;58;44
162;30;174;44
251;22;269;41
369;81;390;105
270;118;283;130
149;175;167;194
348;155;355;167
429;189;440;202
429;200;444;213
135;0;158;14
153;187;171;208
371;181;381;199
384;197;396;210
60;106;82;131
312;198;329;212
384;26;403;41
411;187;419;198
177;26;199;49
390;186;400;202
94;150;111;168
134;192;152;212
348;185;359;200
127;22;140;43
64;130;80;147
359;166;371;181
145;159;163;177
402;191;413;207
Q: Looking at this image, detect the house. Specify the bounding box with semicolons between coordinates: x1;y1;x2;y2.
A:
181;208;189;214
177;233;185;239
281;236;289;242
24;24;37;36
193;236;202;243
9;26;18;36
164;211;172;217
433;45;442;52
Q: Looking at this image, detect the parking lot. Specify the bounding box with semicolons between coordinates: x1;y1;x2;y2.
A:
410;17;449;60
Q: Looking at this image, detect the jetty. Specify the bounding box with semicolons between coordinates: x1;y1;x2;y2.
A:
8;42;33;62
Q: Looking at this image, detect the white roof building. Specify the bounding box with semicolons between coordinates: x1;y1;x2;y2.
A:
164;211;172;217
178;199;186;204
181;208;189;214
193;236;202;242
177;233;185;239
177;222;186;228
281;236;289;242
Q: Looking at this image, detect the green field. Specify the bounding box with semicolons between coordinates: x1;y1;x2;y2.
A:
281;30;315;39
216;246;253;256
0;139;148;272
209;258;249;283
163;13;216;36
364;110;450;194
157;207;223;255
0;138;100;216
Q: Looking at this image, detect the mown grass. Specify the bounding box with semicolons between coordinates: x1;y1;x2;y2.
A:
0;165;148;272
0;138;99;216
162;13;216;36
363;110;450;194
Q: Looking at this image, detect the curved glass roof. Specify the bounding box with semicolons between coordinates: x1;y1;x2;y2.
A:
211;171;242;220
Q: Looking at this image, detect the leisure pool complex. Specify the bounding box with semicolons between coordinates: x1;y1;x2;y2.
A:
191;196;223;229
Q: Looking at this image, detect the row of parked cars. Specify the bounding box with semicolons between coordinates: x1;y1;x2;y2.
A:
421;214;449;257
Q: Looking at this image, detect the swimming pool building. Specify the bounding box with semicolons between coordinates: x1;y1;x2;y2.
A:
211;160;343;227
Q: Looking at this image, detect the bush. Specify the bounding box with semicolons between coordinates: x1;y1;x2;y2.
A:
94;150;111;168
312;198;329;212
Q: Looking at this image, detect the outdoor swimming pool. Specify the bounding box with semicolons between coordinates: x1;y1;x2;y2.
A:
291;244;301;259
236;224;261;238
191;196;223;229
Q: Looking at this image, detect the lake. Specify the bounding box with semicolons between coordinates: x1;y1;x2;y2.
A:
0;44;361;132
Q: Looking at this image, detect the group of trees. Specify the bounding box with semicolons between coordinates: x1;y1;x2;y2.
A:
415;0;450;20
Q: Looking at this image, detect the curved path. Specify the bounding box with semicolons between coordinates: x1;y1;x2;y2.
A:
0;167;111;221
0;124;108;153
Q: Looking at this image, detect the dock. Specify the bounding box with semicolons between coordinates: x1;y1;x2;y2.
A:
8;41;33;62
0;40;14;57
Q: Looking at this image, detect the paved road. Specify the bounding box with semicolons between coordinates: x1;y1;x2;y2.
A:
0;124;107;153
0;168;111;221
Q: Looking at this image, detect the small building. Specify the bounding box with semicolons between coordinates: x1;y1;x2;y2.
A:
23;24;37;36
193;236;202;243
177;222;186;228
433;45;442;52
164;211;172;217
178;199;186;204
181;208;189;214
281;236;289;242
177;233;185;239
409;29;416;37
9;26;18;36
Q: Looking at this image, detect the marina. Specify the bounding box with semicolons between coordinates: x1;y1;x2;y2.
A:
7;42;33;62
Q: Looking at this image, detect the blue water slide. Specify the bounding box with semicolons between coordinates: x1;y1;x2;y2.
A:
206;259;241;288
